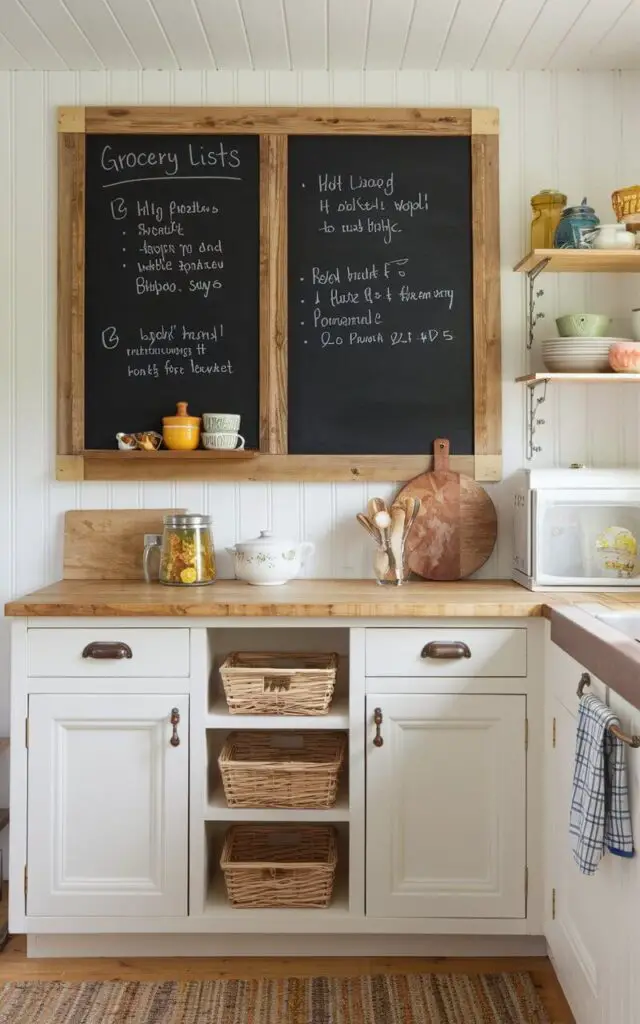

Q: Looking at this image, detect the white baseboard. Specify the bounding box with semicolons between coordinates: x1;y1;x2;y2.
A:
26;933;547;959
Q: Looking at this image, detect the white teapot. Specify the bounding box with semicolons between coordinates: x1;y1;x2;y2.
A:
226;530;314;586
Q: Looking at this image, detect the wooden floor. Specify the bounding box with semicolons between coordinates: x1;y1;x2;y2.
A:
0;936;574;1023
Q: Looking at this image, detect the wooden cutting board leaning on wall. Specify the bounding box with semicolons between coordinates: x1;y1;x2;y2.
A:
63;509;185;580
396;439;497;581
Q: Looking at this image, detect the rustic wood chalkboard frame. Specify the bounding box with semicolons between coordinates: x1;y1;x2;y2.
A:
57;106;501;483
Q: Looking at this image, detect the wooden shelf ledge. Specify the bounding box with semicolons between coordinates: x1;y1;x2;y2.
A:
517;373;640;384
514;249;640;273
56;453;502;483
88;449;259;459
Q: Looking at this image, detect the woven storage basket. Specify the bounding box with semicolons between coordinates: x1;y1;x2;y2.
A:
218;730;346;808
612;185;640;221
220;824;338;908
219;652;338;715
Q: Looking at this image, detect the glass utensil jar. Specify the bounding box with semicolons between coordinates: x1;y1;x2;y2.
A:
530;190;566;249
157;513;216;586
372;541;410;586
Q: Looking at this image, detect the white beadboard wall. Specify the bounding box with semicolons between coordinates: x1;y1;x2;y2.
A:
1;69;640;736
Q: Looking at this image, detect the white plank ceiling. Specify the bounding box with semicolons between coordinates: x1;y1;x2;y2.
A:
1;0;639;71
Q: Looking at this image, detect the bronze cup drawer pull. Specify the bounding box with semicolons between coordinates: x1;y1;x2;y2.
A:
421;641;471;660
82;641;133;660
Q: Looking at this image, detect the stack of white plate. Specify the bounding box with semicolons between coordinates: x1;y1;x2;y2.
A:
541;337;630;373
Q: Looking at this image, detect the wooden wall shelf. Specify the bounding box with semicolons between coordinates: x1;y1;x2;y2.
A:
517;373;640;384
515;249;640;274
90;449;259;460
55;452;501;483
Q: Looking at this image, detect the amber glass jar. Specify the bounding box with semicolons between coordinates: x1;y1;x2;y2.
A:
530;190;567;249
159;513;216;586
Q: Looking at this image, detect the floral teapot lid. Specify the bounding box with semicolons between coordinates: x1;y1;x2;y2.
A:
234;530;296;552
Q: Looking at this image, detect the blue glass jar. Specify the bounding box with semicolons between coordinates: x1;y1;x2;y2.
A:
553;198;599;249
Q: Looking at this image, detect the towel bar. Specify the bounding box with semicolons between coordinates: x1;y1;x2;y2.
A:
577;673;640;748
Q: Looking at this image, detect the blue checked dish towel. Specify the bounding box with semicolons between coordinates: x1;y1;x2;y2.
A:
570;693;634;875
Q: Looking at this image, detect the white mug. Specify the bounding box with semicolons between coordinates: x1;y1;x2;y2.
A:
202;432;245;450
202;413;241;433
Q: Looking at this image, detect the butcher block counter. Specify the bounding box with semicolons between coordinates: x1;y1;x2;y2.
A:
4;577;596;618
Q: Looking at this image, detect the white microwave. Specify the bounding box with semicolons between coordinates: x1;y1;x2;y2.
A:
513;468;640;590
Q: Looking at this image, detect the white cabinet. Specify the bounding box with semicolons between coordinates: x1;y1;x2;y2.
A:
547;695;607;1024
366;692;527;919
26;693;189;917
546;642;634;1024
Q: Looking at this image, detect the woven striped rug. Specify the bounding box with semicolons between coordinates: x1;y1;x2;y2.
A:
0;973;550;1022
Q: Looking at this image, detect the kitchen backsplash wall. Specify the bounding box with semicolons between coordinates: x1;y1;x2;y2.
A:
2;69;640;725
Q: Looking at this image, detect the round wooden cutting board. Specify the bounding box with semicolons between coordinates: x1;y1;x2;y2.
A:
396;438;497;581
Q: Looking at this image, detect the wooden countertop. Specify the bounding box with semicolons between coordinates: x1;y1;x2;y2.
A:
3;579;598;618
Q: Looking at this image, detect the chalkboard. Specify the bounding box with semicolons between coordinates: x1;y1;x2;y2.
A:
288;135;474;455
84;134;260;449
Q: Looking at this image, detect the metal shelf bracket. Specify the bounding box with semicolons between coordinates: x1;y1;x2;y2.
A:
526;377;549;460
526;258;550;350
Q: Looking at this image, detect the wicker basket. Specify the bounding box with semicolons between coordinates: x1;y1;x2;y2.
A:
220;824;338;908
612;185;640;221
219;652;338;716
218;730;346;808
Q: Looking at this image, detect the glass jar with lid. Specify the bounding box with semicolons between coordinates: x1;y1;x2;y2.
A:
553;198;600;249
150;513;216;586
530;190;567;249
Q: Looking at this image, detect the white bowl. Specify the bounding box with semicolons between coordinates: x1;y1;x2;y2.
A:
542;354;612;372
540;342;630;350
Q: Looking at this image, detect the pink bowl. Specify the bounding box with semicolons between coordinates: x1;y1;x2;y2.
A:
609;341;640;373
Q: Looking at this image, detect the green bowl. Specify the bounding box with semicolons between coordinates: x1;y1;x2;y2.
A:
556;313;611;337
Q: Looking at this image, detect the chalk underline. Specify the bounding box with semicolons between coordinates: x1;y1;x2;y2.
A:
102;175;243;188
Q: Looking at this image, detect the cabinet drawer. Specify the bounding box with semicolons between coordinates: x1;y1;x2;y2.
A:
27;629;190;677
365;628;526;678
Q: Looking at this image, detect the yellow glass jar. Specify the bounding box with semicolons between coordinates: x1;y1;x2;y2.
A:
530;190;567;249
159;513;216;586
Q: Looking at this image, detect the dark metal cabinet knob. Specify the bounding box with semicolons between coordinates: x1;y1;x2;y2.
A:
373;707;384;747
170;708;181;747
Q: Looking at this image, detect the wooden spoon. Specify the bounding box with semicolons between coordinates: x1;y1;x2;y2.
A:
356;512;381;544
389;504;406;582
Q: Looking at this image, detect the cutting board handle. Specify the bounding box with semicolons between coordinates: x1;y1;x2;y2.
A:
433;438;450;473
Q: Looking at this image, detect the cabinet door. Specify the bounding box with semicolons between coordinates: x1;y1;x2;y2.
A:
27;694;188;917
366;692;526;918
547;696;608;1024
